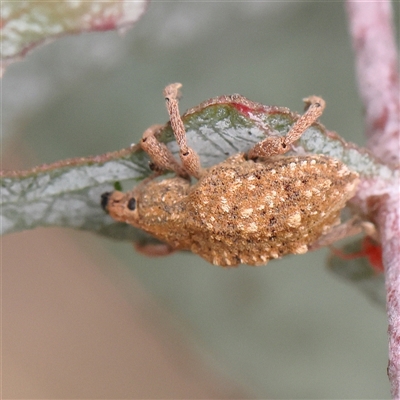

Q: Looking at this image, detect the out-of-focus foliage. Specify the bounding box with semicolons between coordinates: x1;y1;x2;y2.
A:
1;0;148;73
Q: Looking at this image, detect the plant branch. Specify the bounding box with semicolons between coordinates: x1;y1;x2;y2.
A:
346;1;400;397
378;191;400;396
346;0;400;165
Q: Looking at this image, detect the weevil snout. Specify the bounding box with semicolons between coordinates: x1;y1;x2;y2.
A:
101;192;112;212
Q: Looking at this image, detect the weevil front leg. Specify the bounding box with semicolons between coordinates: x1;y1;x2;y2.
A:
140;124;189;178
163;83;203;179
140;84;203;179
247;96;326;159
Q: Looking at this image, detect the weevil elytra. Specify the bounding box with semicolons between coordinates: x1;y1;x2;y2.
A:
102;83;359;266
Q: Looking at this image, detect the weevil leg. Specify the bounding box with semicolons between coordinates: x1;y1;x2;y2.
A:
140;124;189;178
133;241;176;257
164;83;203;179
308;216;377;251
248;96;326;159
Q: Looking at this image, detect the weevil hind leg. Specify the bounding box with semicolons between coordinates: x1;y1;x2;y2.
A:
308;216;377;251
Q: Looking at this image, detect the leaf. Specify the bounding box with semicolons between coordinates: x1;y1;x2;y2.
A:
1;147;151;241
0;0;148;73
1;95;397;239
328;238;386;309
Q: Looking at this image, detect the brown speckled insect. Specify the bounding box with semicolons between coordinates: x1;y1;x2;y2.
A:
102;83;359;266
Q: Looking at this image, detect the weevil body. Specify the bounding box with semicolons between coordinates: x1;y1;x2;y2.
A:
104;153;358;266
102;83;359;266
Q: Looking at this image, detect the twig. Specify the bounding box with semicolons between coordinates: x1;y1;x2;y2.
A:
346;0;400;166
346;1;400;397
378;192;400;397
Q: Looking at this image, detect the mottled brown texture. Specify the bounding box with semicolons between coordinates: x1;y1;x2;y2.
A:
106;154;359;266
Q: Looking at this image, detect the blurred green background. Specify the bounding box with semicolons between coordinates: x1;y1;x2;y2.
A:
3;2;397;398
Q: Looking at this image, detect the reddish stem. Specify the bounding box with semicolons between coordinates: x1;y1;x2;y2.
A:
346;1;400;396
346;1;400;166
378;193;400;396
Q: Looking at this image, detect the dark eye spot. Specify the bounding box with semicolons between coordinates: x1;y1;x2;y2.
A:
101;192;111;212
127;197;137;211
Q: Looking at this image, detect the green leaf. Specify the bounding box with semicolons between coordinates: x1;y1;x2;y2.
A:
1;0;148;72
1;147;151;240
1;95;397;239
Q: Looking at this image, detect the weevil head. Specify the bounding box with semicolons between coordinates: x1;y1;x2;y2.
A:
101;190;136;222
101;176;191;240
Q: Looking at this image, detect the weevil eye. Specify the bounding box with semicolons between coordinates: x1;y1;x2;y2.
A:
101;192;112;212
127;197;137;211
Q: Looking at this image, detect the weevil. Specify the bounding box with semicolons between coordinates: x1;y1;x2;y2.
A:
102;83;359;266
